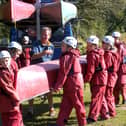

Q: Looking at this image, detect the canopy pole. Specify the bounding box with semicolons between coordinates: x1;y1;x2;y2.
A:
35;0;41;41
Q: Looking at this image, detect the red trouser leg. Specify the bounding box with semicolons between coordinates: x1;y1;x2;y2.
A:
121;84;126;102
105;86;116;117
88;85;106;121
113;81;120;105
71;89;87;126
57;89;86;126
56;94;73;126
1;110;24;126
100;95;110;119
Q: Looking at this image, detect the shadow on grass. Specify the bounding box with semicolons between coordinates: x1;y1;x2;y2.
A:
22;93;89;126
22;101;80;126
23;115;78;126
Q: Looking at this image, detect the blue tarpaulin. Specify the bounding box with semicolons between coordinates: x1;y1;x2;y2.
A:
64;22;73;37
10;27;18;42
41;0;54;3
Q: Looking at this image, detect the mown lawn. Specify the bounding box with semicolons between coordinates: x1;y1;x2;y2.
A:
1;84;125;126
21;84;126;126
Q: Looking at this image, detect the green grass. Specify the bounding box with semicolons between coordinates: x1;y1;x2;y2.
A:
1;85;126;126
22;84;126;126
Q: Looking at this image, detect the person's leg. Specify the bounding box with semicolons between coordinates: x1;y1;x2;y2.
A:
47;91;55;116
121;84;126;104
0;114;2;126
113;80;120;105
71;89;87;126
88;85;106;121
105;86;116;117
1;110;24;126
100;95;110;120
56;93;72;126
28;99;34;115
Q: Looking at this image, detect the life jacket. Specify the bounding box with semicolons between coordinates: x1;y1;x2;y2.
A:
94;48;106;73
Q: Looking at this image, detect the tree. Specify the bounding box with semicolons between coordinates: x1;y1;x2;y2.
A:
75;0;126;39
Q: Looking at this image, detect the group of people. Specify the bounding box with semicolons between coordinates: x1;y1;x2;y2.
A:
53;31;126;126
0;25;126;126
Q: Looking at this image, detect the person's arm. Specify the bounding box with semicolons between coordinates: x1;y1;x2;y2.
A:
0;74;19;102
84;54;96;83
31;51;45;60
54;55;73;91
31;45;54;60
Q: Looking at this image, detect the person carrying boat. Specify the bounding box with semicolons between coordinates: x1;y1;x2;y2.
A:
53;36;87;126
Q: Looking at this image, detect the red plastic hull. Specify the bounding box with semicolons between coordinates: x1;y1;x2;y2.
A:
16;56;87;103
16;60;59;102
0;0;35;22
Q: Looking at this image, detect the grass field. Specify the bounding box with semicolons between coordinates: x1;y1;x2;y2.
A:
21;84;126;126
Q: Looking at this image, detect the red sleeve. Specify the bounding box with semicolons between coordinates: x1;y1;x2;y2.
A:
11;59;18;89
0;73;19;102
112;52;119;72
84;54;96;83
54;55;73;90
16;57;22;69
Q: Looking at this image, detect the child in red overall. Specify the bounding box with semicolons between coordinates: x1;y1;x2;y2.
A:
112;31;126;104
8;41;23;89
102;36;118;117
0;50;24;126
85;35;109;123
17;36;31;68
54;36;87;126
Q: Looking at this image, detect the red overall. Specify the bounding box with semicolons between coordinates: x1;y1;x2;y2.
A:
104;49;118;117
54;49;87;126
17;47;31;68
0;64;24;126
85;48;109;121
11;58;18;89
114;42;126;104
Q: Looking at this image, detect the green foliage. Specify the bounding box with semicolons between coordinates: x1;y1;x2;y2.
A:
75;0;126;38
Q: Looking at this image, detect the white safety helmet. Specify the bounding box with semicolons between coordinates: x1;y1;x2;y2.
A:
102;36;114;47
63;36;77;49
87;35;99;45
8;41;22;51
112;31;121;38
0;50;11;59
23;36;29;42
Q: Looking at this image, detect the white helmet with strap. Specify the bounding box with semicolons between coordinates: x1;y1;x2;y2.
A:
102;35;114;47
112;31;121;38
23;36;29;42
87;35;99;45
0;50;11;59
8;41;22;51
63;36;77;49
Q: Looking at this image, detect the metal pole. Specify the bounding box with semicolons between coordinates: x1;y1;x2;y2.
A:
35;0;41;41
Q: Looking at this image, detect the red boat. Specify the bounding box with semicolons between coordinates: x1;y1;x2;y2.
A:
0;0;77;27
0;0;35;22
0;0;79;102
16;56;87;103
